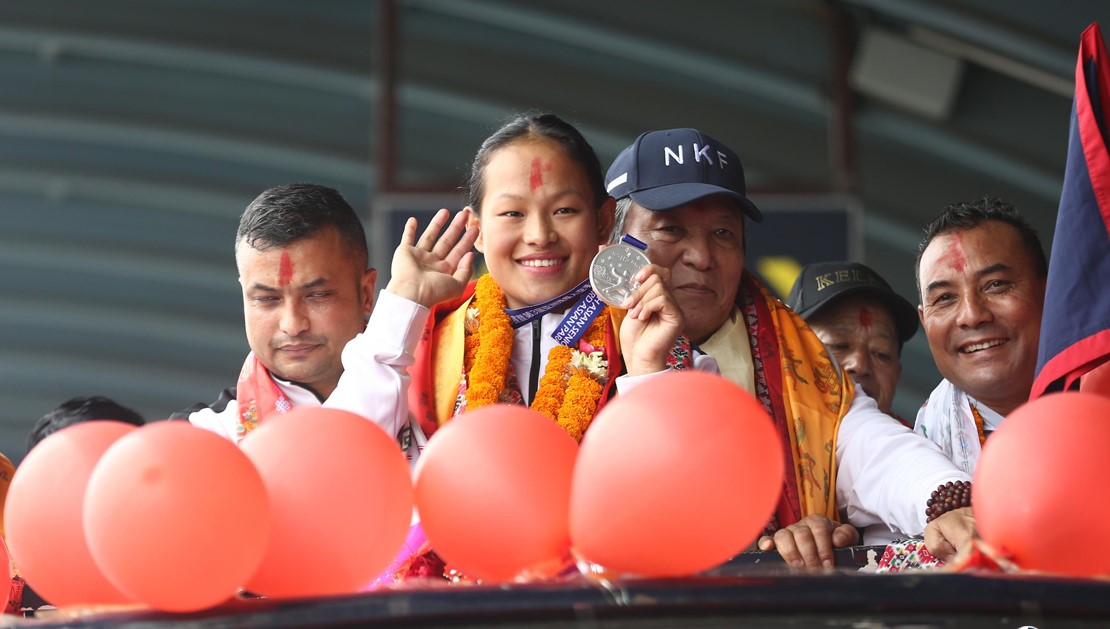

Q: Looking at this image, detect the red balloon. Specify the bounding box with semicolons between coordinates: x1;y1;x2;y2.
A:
240;408;413;597
4;422;137;607
570;371;783;577
974;392;1110;577
414;405;578;582
84;423;270;612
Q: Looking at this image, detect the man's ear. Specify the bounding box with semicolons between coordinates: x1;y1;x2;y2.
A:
597;196;616;243
917;304;926;325
466;206;485;254
361;268;378;316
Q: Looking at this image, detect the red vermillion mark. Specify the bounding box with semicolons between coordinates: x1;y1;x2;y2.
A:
279;252;294;287
943;232;966;273
529;157;544;191
859;307;873;328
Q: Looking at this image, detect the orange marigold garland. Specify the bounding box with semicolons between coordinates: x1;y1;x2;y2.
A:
463;275;610;441
547;314;609;439
463;335;480;371
558;371;603;441
466;275;513;410
531;345;573;420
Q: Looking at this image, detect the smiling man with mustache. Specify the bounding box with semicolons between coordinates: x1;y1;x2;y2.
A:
914;197;1048;474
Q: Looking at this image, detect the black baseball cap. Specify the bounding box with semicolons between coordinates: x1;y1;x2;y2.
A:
786;261;919;346
605;128;762;221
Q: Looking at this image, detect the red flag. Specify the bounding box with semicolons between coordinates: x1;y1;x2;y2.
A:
1031;23;1110;398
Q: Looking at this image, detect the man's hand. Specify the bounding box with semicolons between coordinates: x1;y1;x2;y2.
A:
386;208;478;308
924;506;976;562
757;514;859;569
617;264;684;376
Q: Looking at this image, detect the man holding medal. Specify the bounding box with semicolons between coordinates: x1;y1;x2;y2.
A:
605;128;976;568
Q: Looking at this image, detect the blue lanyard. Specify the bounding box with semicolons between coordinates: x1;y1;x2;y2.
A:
504;278;593;329
501;235;648;347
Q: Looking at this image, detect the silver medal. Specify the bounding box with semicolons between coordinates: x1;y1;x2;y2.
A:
589;243;651;307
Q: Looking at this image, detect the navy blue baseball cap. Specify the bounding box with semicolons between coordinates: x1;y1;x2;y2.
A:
605;128;762;221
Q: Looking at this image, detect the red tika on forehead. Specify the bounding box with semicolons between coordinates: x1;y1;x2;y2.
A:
278;252;294;287
858;307;873;328
942;232;966;273
528;157;553;191
529;157;544;191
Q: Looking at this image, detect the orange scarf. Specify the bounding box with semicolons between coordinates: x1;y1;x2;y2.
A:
740;272;854;525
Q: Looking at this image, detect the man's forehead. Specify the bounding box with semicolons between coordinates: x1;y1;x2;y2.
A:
814;295;898;326
236;239;296;274
237;230;353;261
920;223;1029;278
237;241;357;278
817;319;900;343
631;197;745;223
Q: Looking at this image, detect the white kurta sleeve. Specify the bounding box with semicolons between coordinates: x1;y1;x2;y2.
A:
613;352;721;394
188;403;239;442
835;386;972;537
324;290;429;442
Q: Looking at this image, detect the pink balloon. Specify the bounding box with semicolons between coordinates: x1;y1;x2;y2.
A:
570;371;783;577
974;392;1110;577
84;423;270;612
240;408;414;597
4;422;137;607
414;405;578;582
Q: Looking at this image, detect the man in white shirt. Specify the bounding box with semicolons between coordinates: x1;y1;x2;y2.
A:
173;183;410;451
914;198;1048;475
